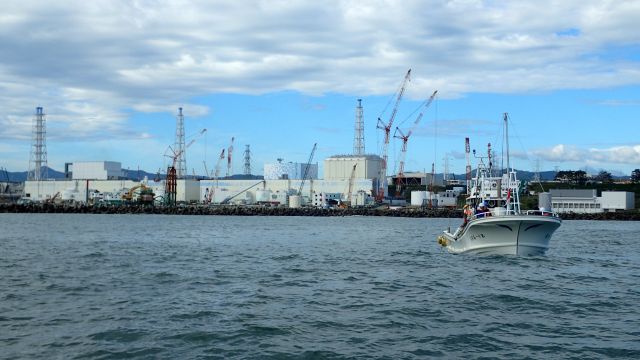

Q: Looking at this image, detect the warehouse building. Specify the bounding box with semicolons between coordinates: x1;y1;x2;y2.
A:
541;189;635;213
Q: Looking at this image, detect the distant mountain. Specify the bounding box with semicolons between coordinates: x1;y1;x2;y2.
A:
1;166;66;182
446;169;557;182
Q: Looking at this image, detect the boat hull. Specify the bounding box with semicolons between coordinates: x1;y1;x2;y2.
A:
439;215;561;256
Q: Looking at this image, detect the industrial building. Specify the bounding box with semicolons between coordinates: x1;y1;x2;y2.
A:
263;160;318;180
539;189;635;213
69;161;124;180
200;178;374;206
410;188;464;207
23;179;200;203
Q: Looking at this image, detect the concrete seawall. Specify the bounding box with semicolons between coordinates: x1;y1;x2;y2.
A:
0;203;462;218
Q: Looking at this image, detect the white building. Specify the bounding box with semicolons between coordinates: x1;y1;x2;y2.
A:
23;179;200;203
264;160;318;180
410;189;462;207
71;161;123;180
324;155;383;180
545;189;635;213
200;178;374;206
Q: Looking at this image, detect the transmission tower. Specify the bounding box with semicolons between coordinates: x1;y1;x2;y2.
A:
28;106;48;181
533;159;541;182
353;99;365;155
243;144;251;175
175;107;186;179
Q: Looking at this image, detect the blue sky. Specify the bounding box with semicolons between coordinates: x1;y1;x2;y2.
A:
1;1;639;177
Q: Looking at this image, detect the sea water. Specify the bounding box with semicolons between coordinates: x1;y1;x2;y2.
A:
1;214;639;359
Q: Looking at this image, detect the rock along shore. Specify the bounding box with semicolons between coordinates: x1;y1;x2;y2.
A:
1;203;639;220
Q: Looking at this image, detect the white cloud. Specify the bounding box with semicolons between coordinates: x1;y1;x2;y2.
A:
0;0;639;142
533;144;640;166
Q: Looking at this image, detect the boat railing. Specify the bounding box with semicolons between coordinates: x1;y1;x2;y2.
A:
468;208;559;220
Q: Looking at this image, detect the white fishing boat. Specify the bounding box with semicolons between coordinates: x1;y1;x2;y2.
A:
438;114;561;256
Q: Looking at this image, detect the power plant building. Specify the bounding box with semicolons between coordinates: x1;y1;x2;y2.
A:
70;161;123;180
323;155;383;180
264;161;318;180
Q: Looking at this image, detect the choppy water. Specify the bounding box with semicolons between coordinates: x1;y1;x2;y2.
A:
1;214;639;359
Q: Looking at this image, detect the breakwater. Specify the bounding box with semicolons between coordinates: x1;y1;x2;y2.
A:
1;203;639;220
0;203;460;218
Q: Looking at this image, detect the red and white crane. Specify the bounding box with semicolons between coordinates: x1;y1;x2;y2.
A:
393;90;438;195
205;148;226;203
164;128;206;205
376;69;411;201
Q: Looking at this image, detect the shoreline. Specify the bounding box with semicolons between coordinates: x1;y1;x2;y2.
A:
1;203;639;220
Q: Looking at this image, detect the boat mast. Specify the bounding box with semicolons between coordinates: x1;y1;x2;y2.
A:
504;113;510;173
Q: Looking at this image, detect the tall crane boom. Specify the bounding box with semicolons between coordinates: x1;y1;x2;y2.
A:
206;148;225;203
298;143;317;195
226;137;235;177
376;69;411;201
392;90;438;196
346;163;357;206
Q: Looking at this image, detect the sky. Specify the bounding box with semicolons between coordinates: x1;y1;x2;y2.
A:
1;0;639;177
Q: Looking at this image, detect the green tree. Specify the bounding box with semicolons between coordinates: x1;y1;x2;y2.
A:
596;170;613;183
632;169;640;183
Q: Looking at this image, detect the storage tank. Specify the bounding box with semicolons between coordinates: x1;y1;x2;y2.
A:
411;191;428;206
256;189;272;203
539;192;552;211
61;186;81;201
289;195;301;208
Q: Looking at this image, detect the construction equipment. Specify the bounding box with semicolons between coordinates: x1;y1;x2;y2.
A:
121;184;154;204
203;161;209;180
226;137;234;177
164;128;207;205
298;143;317;196
393;90;438;196
376;69;411;201
1;167;10;193
221;180;265;205
46;192;60;203
340;163;358;208
205;148;226;203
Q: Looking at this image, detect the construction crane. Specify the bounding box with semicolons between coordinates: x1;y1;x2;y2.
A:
340;163;358;208
393;90;438;196
376;69;411;201
298;143;317;196
221;180;265;205
206;148;225;203
226;137;235;177
164;128;207;205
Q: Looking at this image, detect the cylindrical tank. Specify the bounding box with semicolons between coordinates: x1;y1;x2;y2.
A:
256;189;272;202
289;195;301;208
411;191;428;206
244;191;255;205
61;188;79;201
539;192;552;211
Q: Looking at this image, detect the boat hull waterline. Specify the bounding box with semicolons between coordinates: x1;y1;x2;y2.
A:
439;215;562;256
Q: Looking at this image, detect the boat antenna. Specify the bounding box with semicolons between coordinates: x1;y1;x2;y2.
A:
504;112;510;173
